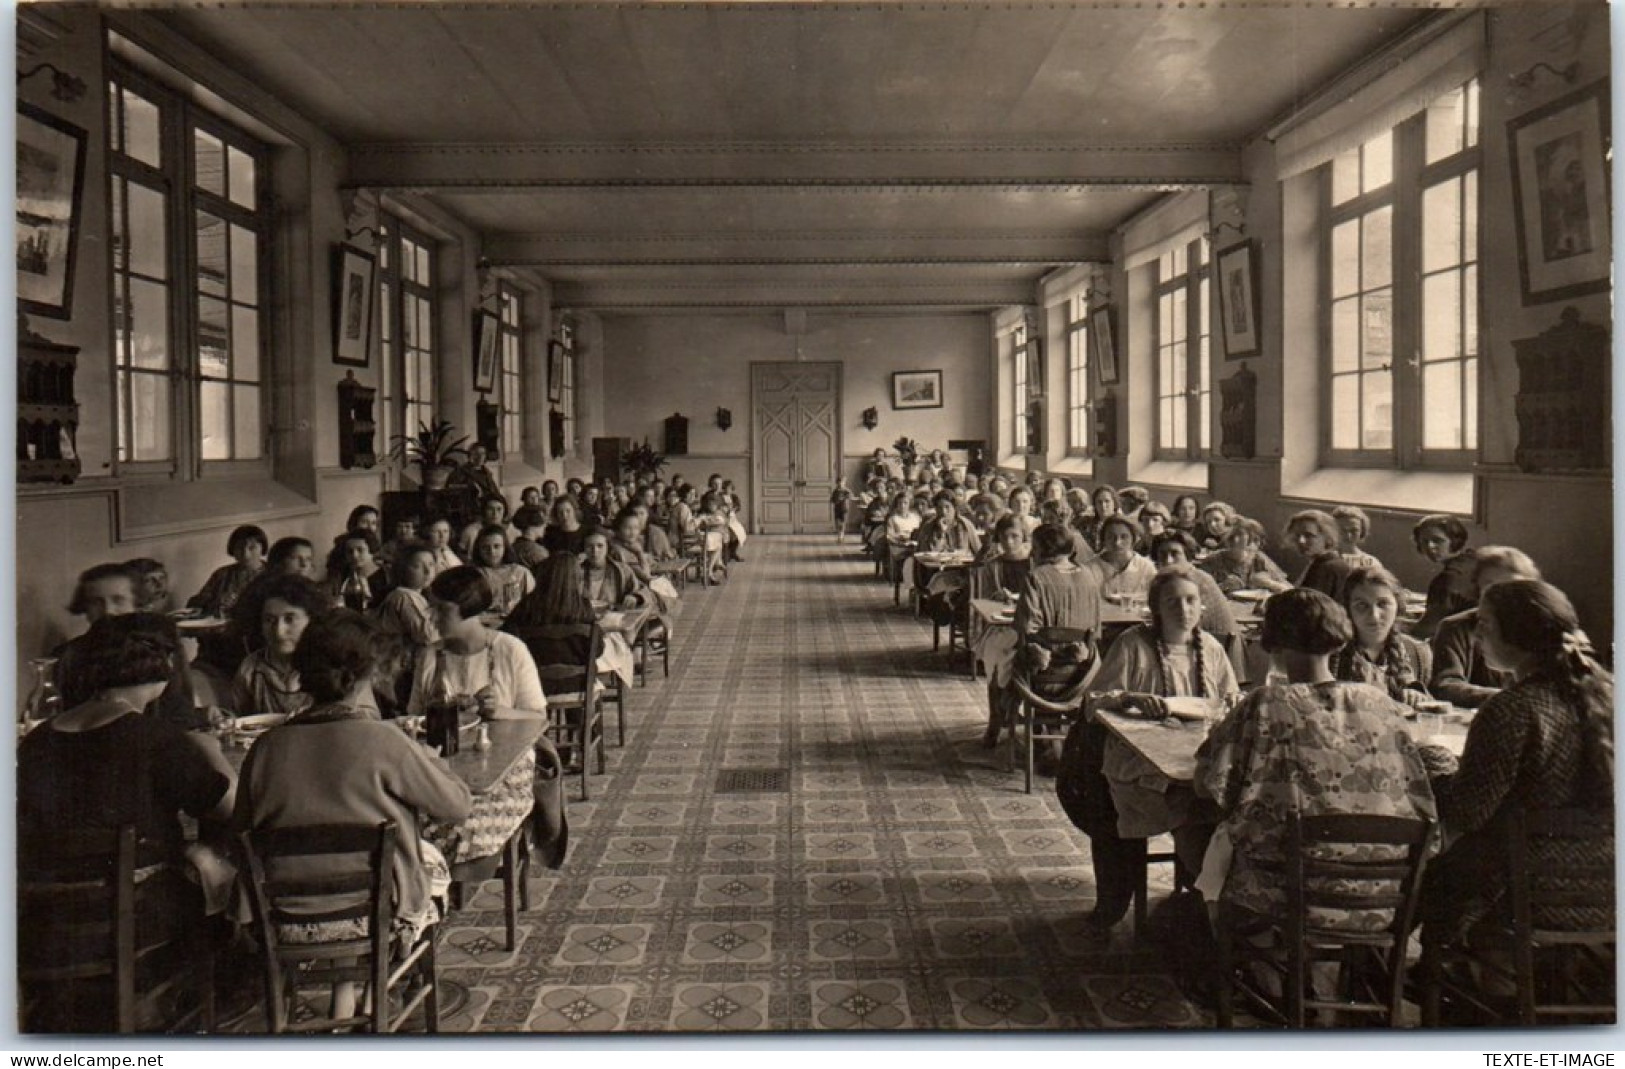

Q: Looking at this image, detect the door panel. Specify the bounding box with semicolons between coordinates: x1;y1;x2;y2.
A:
753;362;842;534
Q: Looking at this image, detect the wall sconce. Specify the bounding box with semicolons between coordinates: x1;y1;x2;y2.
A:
861;406;879;431
17;62;86;103
715;407;732;432
1509;61;1579;90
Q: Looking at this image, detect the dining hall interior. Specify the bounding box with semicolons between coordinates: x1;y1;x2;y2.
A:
12;0;1617;1037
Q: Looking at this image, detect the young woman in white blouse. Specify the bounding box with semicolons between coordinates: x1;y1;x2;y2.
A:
409;566;546;720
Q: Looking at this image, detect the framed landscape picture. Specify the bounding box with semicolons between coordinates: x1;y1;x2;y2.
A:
331;244;376;367
1508;80;1611;305
473;309;499;393
891;369;943;410
16;103;87;320
1091;305;1119;385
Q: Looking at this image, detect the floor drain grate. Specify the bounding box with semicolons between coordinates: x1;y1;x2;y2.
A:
715;768;789;793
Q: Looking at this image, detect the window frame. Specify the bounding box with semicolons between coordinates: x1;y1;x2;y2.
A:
557;320;576;457
1011;321;1028;454
106;60;272;480
1319;81;1481;472
497;282;524;459
1151;236;1211;462
1065;292;1091;456
378;213;439;445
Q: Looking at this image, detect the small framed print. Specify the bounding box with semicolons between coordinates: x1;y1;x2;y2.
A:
472;309;500;393
1216;240;1262;359
547;339;566;403
17;103;87;320
891;369;943;410
1091;305;1119;385
331;244;376;367
1508;80;1611;305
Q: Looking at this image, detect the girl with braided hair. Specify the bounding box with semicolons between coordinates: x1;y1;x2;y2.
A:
1056;565;1238;938
1418;579;1614;946
1333;565;1433;708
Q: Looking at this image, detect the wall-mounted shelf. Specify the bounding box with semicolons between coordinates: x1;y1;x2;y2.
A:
1513;307;1609;473
18;317;80;485
337;371;377;470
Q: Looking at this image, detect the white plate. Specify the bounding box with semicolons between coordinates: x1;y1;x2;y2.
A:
1229;589;1269;603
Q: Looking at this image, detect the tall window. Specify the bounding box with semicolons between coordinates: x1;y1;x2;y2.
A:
1011;322;1028;453
557;321;576;456
1325;79;1479;467
108;65;269;473
1066;292;1090;453
498;284;523;457
379;216;437;438
1153;236;1211;459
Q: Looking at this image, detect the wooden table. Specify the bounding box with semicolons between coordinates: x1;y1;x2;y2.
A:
599;604;654;689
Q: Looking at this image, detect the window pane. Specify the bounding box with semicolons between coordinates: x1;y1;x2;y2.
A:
1422;362;1463;450
1170;340;1187;390
128;278;170;371
1463;171;1478;262
126;183;167;280
1331;221;1359;299
1331;298;1359;373
415;244;430;284
228;145;256;209
130;371;171;461
1171;288;1187;344
193;128;225;196
1464;357;1478;448
1465;79;1480;147
230;225;258;303
1198;389;1211;453
1332;151;1360;205
198;295;230;377
1159;295;1173;343
378;285;392;344
233;305;261;382
120;87;162;168
1362;130;1393;193
1158;398;1173;450
1332;375;1358;449
196;212;228;298
1422;178;1462;274
416;300;431;353
200;381;230;459
1362;371;1393;450
1426;87;1466;164
1422;271;1461;362
1361;207;1392;290
234;385;262;458
1361;290;1392;370
1463;264;1478;355
1170;396;1187;450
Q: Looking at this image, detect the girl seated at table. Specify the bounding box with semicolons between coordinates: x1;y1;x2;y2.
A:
1333;565;1432;708
378;515;419;571
1429;546;1540;709
1036;498;1090;563
1199;518;1291;594
916;491;983;556
1083;516;1156;601
1170;494;1203;538
374;544;440;649
694;492;733;581
21;614;236;1031
985;523;1103;749
1412;514;1477;640
1331;505;1381;570
327;530;390;613
976;516;1033;597
1283;509;1356;603
472;524;537;620
1196;501;1235;554
1416;579;1613;951
507;553;639;691
543;497;590;558
231;575;330;720
189;525;268;617
126;558;172;615
509;506;551;571
578;486;606;529
1007;485;1041;539
235;610;471;1019
1137;501;1172;553
1078;486;1121;553
56;564;202;730
1058;565;1240;937
1194;589;1434;960
582;528;649;611
410;568;547;720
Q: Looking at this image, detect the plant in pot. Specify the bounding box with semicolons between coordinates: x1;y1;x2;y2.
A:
388;419;472;490
621;439;668;481
893;436;921;479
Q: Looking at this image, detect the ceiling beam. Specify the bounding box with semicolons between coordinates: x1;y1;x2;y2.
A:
346;140;1244;190
483;229;1109;266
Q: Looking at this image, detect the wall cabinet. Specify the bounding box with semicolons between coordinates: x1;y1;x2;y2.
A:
18;319;80;484
1513;307;1609;473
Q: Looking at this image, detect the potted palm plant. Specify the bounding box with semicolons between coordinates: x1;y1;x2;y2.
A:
388;419;471;490
621;439;668;481
893;436;921;480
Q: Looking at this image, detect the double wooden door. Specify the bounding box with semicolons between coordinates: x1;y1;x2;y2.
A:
753;362;841;534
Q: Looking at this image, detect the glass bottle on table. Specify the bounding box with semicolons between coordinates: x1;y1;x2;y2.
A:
340;569;371;612
22;658;61;738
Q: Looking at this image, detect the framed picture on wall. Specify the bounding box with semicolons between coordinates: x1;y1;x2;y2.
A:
17;103;87;320
547;339;566;403
331;244;376;367
1091;305;1119;385
472;309;499;393
1216;240;1262;359
1024;337;1043;398
1508;79;1611;305
891;369;943;410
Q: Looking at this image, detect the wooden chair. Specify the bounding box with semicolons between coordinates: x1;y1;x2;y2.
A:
449;824;531;952
935;565;979;678
19;825;216;1034
237;821;440;1034
1420;807;1615;1026
1215;812;1432;1028
1005;627;1098;794
634;615;671;685
515;622;608;801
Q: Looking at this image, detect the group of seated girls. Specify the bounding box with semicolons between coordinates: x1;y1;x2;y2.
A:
983;509;1610;1013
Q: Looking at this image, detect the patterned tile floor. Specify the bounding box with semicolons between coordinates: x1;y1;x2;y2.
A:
434;534;1205;1033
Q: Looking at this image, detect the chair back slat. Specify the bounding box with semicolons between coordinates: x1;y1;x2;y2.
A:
1510;806;1615;937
